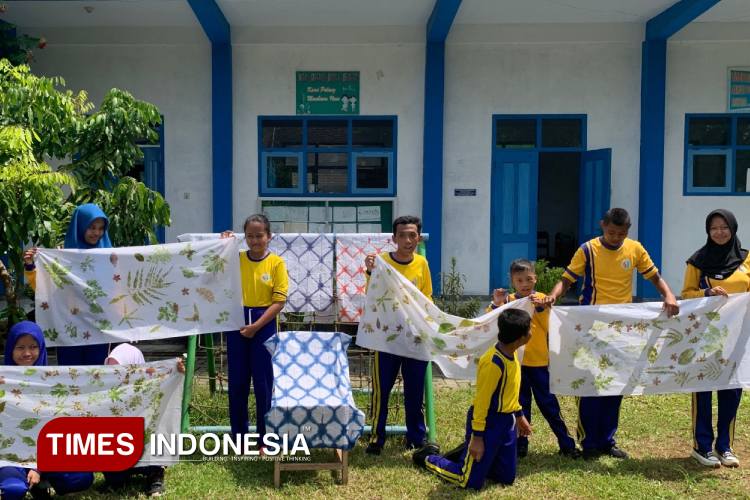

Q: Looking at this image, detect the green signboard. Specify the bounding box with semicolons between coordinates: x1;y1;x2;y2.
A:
296;71;360;115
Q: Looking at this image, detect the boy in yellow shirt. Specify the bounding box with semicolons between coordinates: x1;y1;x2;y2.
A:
490;259;579;459
413;309;532;489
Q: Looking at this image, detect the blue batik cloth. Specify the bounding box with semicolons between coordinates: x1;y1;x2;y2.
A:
264;331;365;450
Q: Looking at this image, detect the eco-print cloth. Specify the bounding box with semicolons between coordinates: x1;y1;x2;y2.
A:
335;234;396;322
176;233;335;314
355;256;535;379
549;293;750;396
0;359;183;468
264;331;365;450
35;238;244;346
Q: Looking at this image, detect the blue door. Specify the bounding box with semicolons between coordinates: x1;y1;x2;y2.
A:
578;148;611;245
490;151;538;289
141;146;166;243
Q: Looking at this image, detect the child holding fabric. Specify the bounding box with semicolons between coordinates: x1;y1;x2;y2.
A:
221;214;288;443
23;203;114;365
0;321;94;499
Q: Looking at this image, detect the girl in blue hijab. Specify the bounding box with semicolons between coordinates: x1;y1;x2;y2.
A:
23;203;113;365
0;321;94;499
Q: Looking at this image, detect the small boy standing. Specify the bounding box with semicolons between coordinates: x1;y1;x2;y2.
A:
364;215;433;455
490;259;579;459
414;309;532;490
543;208;679;459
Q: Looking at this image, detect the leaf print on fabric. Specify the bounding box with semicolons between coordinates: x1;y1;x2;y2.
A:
18;418;39;431
181;267;198;278
183;304;200;322
43;259;72;288
195;288;216;303
157;302;179;322
79;256;94;272
43;328;59;341
215;311;230;325
437;323;456;334
179;244;197;261
202;251;227;274
110;266;174;306
83;279;106;302
146;248;172;264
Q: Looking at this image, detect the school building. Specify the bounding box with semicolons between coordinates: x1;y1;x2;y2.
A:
6;0;750;296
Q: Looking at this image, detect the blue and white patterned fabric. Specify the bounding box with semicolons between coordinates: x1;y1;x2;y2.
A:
264;331;365;450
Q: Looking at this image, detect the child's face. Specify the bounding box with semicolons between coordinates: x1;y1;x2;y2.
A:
244;221;271;255
708;215;732;246
12;334;40;366
600;221;629;248
84;218;106;246
392;224;420;255
511;270;537;297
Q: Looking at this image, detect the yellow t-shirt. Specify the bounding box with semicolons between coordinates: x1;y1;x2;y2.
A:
562;237;659;305
471;345;522;435
681;253;750;298
485;292;549;367
25;268;37;291
378;252;433;300
238;251;288;307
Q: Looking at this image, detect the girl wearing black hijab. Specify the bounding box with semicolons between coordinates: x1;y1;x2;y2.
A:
682;209;750;469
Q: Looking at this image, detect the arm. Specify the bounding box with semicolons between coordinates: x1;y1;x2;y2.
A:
543;278;573;306
681;263;726;298
648;274;679;316
422;259;433;303
544;247;585;305
23;247;38;291
240;302;285;338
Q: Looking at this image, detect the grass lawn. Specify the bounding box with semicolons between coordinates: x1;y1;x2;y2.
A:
69;386;750;499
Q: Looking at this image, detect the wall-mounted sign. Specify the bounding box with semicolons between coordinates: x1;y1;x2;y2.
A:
296;71;360;115
454;189;477;197
728;67;750;111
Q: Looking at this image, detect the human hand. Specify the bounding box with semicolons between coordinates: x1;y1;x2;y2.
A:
176;357;186;373
492;288;507;307
517;416;532;437
662;294;680;317
708;286;728;297
27;470;40;486
240;323;259;338
468;435;485;463
220;230;235;239
364;254;376;272
23;247;38;265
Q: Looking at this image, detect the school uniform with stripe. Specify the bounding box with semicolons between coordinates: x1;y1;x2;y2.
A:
228;251;288;438
487;293;575;451
369;252;433;448
682;254;750;454
562;237;659;451
426;345;522;489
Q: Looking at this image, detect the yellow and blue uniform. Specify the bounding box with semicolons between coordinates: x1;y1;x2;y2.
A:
228;251;288;438
369;252;432;449
488;292;575;452
562;237;659;452
683;254;750;454
425;345;523;489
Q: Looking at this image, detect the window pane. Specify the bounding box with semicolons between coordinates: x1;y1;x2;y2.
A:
307;152;348;193
736;151;750;193
496;119;536;148
262;120;302;148
356;156;389;189
688;117;730;146
307;120;347;147
738;118;750;146
692;154;727;188
266;156;299;189
541;119;582;148
352;120;393;148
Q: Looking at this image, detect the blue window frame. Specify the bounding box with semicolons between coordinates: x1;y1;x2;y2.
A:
684;114;750;195
493;114;587;152
258;116;397;197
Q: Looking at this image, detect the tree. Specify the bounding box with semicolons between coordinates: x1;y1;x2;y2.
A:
0;60;171;333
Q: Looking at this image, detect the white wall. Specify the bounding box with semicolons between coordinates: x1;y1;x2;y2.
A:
663;24;750;292
24;27;213;242
232;27;425;228
444;24;643;293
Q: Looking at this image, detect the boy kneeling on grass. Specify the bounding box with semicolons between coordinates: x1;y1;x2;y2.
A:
413;309;532;489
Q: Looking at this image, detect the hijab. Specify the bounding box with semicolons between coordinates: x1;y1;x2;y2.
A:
4;321;48;366
687;209;748;280
105;343;145;365
64;203;112;249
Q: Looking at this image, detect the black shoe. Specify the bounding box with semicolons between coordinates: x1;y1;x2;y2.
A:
602;445;628;459
365;442;382;456
146;467;165;497
443;443;467;462
559;447;582;459
517;442;528;458
582;448;602;460
29;485;52;500
405;439;427;451
412;442;440;469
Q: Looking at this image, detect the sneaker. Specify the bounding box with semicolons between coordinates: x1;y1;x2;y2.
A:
559;447;582;459
517;442;528;458
691;449;720;468
602;445;628;459
716;449;740;468
146;467;165;497
365;442;382;456
412;443;440;469
582;448;602;460
442;443;466;462
405;439;427;451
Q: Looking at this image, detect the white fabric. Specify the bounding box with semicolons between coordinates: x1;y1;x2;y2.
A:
105;343;146;365
355;256;535;379
549;293;750;396
35;239;244;346
0;360;184;468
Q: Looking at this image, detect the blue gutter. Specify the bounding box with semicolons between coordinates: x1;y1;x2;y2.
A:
422;0;462;294
637;0;720;298
187;0;233;232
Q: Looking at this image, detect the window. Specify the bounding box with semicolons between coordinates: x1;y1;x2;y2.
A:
685;114;750;194
495;116;585;150
259;116;396;196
